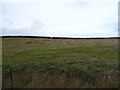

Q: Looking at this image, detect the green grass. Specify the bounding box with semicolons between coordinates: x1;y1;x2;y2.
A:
2;38;119;88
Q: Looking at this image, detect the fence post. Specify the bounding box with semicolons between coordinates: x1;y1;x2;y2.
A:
10;67;14;88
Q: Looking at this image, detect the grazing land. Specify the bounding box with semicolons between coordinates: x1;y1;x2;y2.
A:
2;37;119;88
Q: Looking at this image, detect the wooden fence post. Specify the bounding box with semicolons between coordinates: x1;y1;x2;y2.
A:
10;67;14;88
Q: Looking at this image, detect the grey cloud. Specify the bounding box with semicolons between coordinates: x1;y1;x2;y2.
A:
2;20;46;36
4;19;14;26
31;21;44;30
74;1;89;7
2;28;32;36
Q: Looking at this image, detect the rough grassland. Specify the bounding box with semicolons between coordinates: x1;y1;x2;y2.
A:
2;38;119;88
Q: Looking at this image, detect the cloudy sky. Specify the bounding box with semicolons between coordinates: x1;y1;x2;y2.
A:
0;0;119;37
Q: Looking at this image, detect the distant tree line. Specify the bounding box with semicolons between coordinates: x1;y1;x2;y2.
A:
1;36;120;39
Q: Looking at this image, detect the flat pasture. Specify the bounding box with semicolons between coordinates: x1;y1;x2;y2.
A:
2;38;119;88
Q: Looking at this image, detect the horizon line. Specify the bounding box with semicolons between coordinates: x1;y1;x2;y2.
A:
1;35;119;39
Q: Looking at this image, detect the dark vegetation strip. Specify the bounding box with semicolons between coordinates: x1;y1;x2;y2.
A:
1;36;120;39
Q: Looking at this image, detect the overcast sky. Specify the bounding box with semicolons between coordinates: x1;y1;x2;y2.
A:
0;0;119;37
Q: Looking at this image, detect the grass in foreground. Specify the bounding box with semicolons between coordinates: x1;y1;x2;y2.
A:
2;38;119;88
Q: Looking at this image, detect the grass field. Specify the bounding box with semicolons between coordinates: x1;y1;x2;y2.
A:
2;38;119;88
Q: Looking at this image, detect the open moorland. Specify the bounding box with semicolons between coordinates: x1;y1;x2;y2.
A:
2;37;119;88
